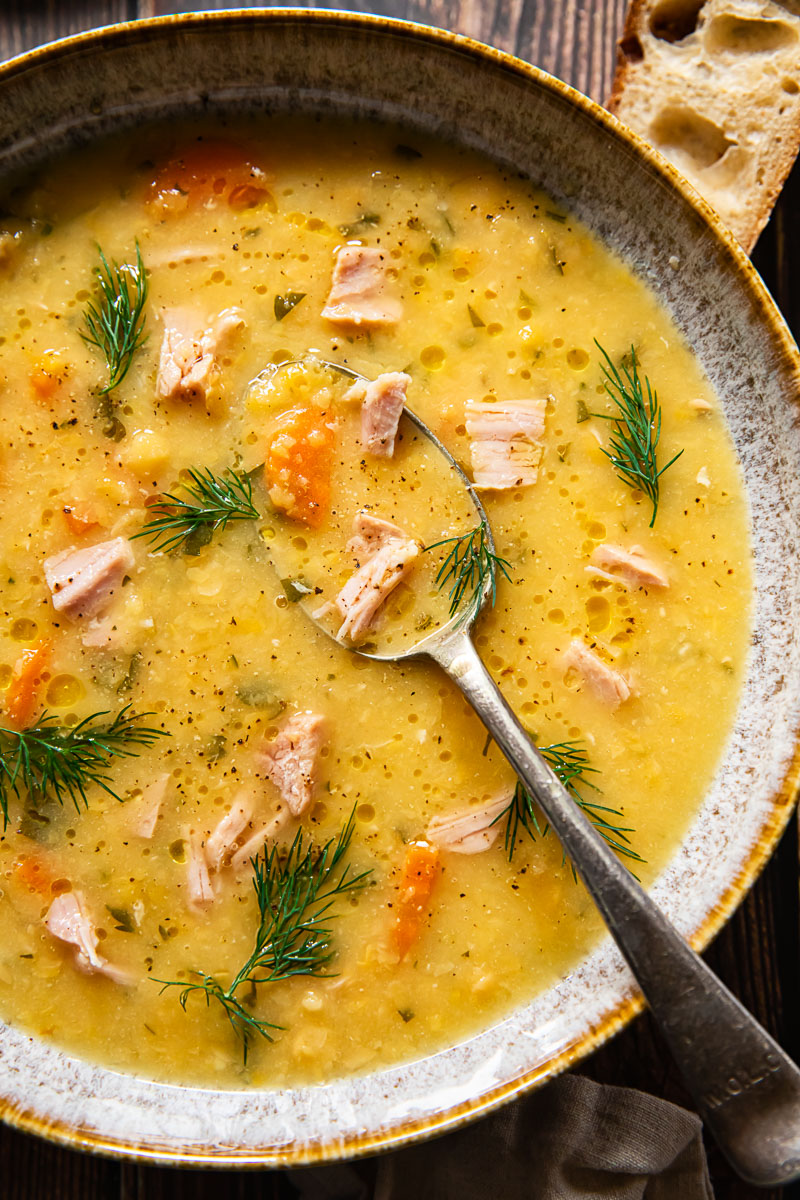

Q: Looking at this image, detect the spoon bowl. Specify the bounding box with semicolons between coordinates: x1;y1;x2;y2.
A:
263;356;498;659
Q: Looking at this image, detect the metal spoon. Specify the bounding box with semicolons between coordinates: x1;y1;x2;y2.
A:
272;357;800;1187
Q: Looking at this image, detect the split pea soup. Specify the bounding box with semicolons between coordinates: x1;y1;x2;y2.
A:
0;115;751;1088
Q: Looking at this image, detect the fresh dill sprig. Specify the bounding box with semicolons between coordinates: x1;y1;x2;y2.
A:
498;739;644;872
81;242;148;394
425;521;512;619
593;341;683;527
0;706;168;830
132;467;260;554
157;810;371;1063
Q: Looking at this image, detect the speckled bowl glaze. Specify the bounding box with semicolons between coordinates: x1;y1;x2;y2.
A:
1;8;799;1168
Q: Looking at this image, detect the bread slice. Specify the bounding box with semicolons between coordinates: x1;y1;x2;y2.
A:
608;0;800;251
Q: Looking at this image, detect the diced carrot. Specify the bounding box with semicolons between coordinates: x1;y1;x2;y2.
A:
62;501;101;537
265;405;335;528
147;140;271;216
391;841;441;961
4;639;50;729
14;855;54;897
30;351;67;403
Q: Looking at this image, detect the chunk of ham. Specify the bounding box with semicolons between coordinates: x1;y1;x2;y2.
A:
426;792;512;854
130;773;170;840
45;892;131;985
44;536;134;620
156;306;245;406
230;806;292;873
185;830;216;911
205;790;256;872
563;639;631;709
345;371;410;457
588;544;669;590
321;246;402;328
255;712;326;818
335;511;421;641
465;398;547;489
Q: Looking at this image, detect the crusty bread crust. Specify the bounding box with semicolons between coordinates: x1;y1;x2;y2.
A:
607;0;800;251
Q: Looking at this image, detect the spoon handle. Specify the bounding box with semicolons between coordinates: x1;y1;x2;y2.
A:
428;630;800;1187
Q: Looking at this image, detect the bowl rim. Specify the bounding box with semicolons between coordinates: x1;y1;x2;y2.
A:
1;5;799;1168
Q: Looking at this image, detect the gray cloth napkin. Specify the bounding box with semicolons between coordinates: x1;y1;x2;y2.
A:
289;1076;713;1200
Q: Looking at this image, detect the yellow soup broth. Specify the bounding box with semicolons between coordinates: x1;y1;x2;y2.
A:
0;116;751;1087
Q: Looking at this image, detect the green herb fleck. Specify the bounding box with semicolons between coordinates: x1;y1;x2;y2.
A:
116;650;143;695
203;733;227;762
576;398;590;424
338;212;380;237
106;905;135;933
274;292;306;321
281;577;314;603
235;679;285;718
467;305;485;328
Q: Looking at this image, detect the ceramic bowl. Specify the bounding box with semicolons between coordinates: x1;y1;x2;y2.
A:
1;9;799;1167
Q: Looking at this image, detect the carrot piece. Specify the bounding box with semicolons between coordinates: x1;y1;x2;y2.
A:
265;405;335;528
62;501;100;537
30;351;66;403
391;841;441;960
4;639;50;729
147;141;270;216
14;855;54;897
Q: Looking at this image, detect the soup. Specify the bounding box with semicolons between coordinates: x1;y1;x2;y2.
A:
0;115;751;1088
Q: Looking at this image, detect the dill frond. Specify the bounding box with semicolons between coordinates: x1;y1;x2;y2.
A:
425;520;512;620
498;739;644;873
157;810;371;1063
0;706;168;829
593;341;683;527
81;242;148;394
132;467;260;554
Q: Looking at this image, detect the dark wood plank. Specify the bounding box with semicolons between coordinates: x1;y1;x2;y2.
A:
0;1124;121;1200
146;0;628;100
0;1;136;61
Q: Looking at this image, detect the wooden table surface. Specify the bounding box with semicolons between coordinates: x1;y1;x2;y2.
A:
1;3;799;1198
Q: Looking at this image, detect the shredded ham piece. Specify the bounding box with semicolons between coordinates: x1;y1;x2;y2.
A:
345;371;409;457
130;774;170;840
588;544;669;590
321;246;402;328
185;830;216;911
44;537;134;620
230;807;292;873
156;306;245;406
255;712;326;817
45;892;131;984
563;640;631;709
427;792;512;854
335;511;420;641
465;398;547;489
205;790;256;872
